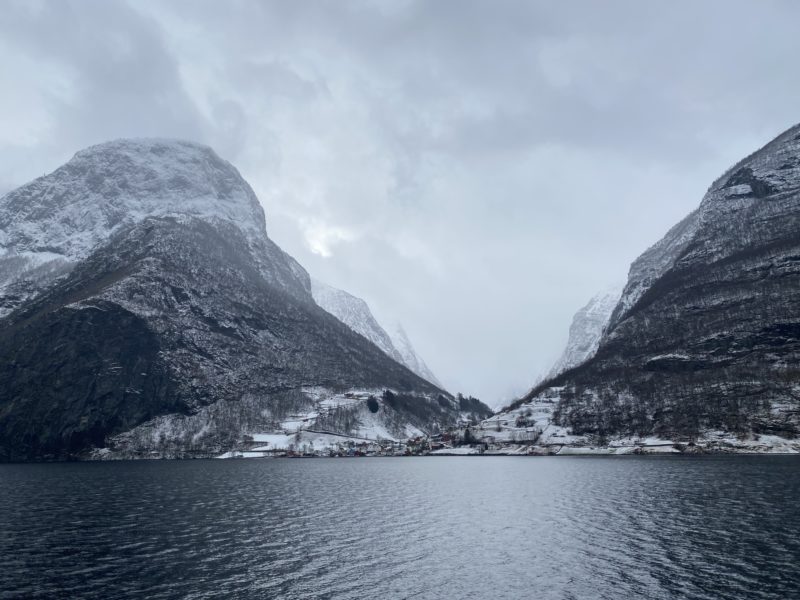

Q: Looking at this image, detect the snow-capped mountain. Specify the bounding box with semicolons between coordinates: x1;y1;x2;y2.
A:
0;139;309;315
0;139;465;461
311;279;404;364
547;283;623;378
0;139;268;257
498;123;800;448
388;323;444;389
311;279;444;388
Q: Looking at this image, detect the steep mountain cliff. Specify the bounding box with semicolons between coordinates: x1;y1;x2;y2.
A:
0;139;460;461
547;283;623;379
389;324;444;389
311;278;444;388
503;124;800;449
311;279;404;363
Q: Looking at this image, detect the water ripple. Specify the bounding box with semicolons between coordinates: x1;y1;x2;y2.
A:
0;456;799;599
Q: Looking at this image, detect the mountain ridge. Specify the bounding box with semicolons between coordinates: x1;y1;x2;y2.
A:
311;278;444;388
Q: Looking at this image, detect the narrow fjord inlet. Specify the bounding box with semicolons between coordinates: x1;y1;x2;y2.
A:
2;2;800;599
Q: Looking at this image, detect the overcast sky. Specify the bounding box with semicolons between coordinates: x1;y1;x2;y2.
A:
2;0;800;405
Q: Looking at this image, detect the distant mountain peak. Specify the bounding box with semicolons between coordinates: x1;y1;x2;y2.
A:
311;278;444;389
310;278;403;363
388;322;444;389
547;282;624;378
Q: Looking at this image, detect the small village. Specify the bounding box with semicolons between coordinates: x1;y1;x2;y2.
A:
219;414;553;459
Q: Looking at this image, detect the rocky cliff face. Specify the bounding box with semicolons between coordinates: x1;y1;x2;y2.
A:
547;283;623;379
0;139;460;461
311;279;444;388
509;124;800;445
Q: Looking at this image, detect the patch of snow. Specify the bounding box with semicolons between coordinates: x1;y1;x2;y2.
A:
647;353;690;361
724;183;752;196
429;447;481;455
215;451;272;459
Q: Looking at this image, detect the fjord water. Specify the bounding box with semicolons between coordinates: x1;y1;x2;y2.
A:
1;457;798;600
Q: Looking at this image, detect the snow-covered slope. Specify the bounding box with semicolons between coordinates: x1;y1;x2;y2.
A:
0;138;310;315
0;138;268;258
0;139;459;461
389;324;444;388
311;279;444;388
311;279;404;364
547;283;623;378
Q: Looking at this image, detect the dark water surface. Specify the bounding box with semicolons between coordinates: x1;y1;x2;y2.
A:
1;456;799;599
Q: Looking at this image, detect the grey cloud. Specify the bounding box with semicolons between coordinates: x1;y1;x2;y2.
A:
2;1;203;138
237;60;325;101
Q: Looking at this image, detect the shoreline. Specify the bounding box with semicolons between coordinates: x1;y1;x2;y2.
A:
4;450;800;464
